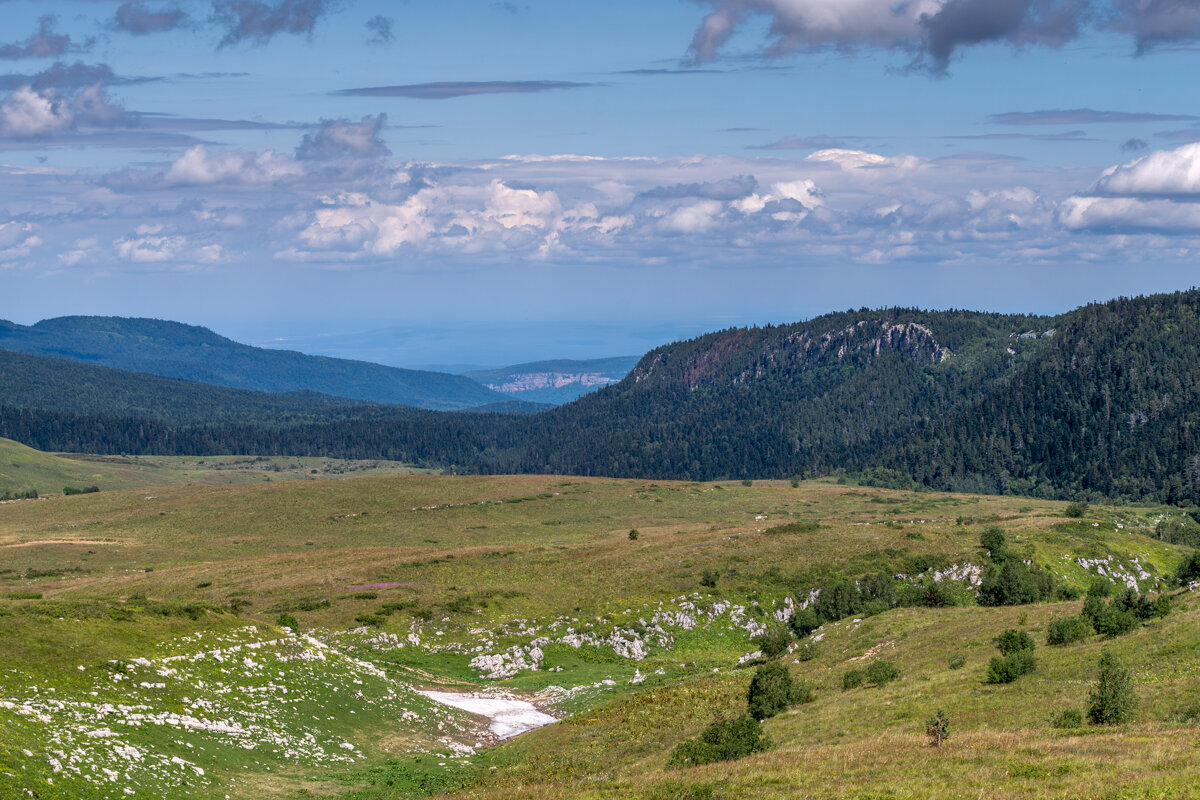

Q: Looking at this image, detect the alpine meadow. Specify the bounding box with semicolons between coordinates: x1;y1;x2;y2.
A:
3;1;1200;799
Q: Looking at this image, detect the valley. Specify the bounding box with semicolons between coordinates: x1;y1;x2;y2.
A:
1;470;1196;799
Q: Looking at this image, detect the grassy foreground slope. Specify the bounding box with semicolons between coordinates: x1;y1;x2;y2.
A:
0;475;1196;799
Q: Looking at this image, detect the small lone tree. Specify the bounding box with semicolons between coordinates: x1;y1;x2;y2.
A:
628;528;639;540
925;709;950;747
1087;650;1136;725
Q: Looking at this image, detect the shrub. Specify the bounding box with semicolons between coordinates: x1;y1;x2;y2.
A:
62;485;100;496
986;650;1036;684
1175;551;1200;586
747;662;811;720
995;629;1035;655
1054;584;1081;601
1063;502;1087;518
842;669;865;690
276;612;299;630
668;715;770;767
925;709;950;747
795;641;819;662
980;526;1007;558
865;659;900;688
1088;650;1136;725
628;529;639;540
755;625;791;659
947;652;967;670
1047;616;1091;646
354;613;385;628
1050;708;1083;729
978;559;1055;606
228;598;252;614
1086;578;1114;598
699;569;719;588
1093;606;1139;638
1081;594;1106;626
787;607;822;637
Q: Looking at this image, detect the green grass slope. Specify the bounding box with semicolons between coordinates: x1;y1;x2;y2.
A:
0;476;1195;799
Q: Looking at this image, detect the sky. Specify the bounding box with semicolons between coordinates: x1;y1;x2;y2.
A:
1;0;1199;367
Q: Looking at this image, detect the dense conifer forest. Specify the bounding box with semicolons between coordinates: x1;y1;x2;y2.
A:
3;290;1199;504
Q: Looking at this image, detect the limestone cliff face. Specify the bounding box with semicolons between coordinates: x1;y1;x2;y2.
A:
630;319;952;391
484;372;621;393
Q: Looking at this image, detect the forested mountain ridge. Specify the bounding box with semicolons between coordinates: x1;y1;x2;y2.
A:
0;316;511;411
1;292;1198;504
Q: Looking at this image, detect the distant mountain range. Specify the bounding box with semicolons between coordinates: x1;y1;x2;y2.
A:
0;316;512;411
465;356;640;405
3;291;1200;505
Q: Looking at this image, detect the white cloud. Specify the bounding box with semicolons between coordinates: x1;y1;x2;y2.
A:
1060;196;1200;233
659;200;724;234
0;220;41;260
164;145;306;186
115;233;187;262
1092;142;1200;197
0;86;73;138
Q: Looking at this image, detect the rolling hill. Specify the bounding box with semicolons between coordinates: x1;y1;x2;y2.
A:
0;316;511;411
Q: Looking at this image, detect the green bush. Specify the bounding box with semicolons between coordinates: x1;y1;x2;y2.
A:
699;569;719;588
1047;616;1091;646
354;613;385;628
980;526;1007;558
668;715;770;767
1093;605;1140;638
1050;708;1083;729
62;485;100;496
1088;650;1136;725
994;629;1035;655
628;529;639;540
755;625;791;659
865;659;900;688
978;559;1055;606
947;652;967;670
842;669;865;690
1086;578;1114;598
276;612;299;630
787;607;821;637
747;662;811;720
986;650;1036;684
1175;551;1200;586
1063;503;1088;518
795;641;819;662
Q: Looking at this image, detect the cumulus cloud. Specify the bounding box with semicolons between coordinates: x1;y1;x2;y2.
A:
163;144;306;185
213;0;336;47
1062;142;1200;233
0;15;87;61
1060;195;1200;232
0;220;41;261
73;83;129;127
296;114;389;160
916;0;1087;73
1091;142;1200;196
112;2;191;36
0;86;73;138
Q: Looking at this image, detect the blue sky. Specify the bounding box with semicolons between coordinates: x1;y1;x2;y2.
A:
1;0;1199;366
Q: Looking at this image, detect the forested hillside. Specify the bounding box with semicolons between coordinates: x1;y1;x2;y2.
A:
2;292;1199;504
0;316;510;410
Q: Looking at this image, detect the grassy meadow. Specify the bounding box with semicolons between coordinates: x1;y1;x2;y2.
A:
0;465;1197;799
